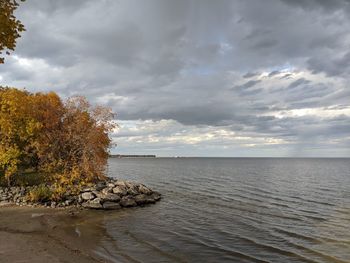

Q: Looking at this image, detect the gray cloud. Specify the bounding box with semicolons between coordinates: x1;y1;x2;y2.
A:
0;0;349;156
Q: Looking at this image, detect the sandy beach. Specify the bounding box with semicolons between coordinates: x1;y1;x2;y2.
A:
0;206;107;263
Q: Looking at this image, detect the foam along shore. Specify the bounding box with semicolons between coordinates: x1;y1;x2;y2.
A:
0;178;161;210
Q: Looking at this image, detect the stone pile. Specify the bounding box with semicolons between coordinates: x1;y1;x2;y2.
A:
79;179;161;210
0;178;161;210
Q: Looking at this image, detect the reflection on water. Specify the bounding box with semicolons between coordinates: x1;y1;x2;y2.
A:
93;158;350;262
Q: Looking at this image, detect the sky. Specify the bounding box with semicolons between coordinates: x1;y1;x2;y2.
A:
0;0;350;157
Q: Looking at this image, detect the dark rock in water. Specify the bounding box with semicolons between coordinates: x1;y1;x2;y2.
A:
103;202;121;210
134;194;156;205
120;196;137;207
151;192;162;201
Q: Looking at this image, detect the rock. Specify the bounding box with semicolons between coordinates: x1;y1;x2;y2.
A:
127;187;138;196
101;187;112;195
95;182;106;191
134;194;147;205
151;192;162;201
92;190;103;198
78;195;84;204
82;197;103;209
120;196;137;207
103;202;121;210
115;181;127;188
91;197;102;204
65;199;73;206
124;181;134;188
138;184;152;195
107;183;115;188
81;187;93;193
101;193;120;202
0;179;160;210
82;202;103;209
135;194;156;205
112;186;127;196
81;192;95;201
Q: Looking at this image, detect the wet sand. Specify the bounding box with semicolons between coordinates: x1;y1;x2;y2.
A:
0;206;109;263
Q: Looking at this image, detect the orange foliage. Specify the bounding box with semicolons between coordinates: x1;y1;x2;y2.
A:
0;87;116;189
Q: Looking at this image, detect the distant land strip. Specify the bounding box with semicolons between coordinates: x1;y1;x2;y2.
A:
110;154;156;158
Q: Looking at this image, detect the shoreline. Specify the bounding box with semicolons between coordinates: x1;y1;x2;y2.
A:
0;178;161;210
0;178;162;262
0;206;107;262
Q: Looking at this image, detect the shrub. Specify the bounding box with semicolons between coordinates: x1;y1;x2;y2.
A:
27;184;52;203
0;88;116;190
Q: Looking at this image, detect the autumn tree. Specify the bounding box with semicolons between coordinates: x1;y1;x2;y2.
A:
50;96;115;195
0;88;116;191
0;0;25;63
30;92;65;173
0;87;41;185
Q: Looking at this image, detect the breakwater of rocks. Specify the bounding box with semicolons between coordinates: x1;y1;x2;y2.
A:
0;178;161;210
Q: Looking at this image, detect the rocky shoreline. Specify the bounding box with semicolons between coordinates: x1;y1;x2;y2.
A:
0;177;161;210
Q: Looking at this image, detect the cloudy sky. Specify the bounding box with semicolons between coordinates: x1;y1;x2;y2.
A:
1;0;350;157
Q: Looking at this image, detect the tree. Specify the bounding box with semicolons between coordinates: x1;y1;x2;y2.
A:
0;0;25;63
0;87;41;185
56;96;115;187
0;88;116;190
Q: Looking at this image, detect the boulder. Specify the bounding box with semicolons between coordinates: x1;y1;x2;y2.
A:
120;196;137;207
95;182;106;191
92;190;104;198
82;197;103;209
81;187;93;193
101;193;120;202
103;202;121;210
91;197;102;204
138;184;152;195
82;202;103;209
112;186;127;196
107;183;115;188
115;181;127;188
151;192;162;201
101;187;113;195
134;194;155;205
81;192;95;201
127;187;138;196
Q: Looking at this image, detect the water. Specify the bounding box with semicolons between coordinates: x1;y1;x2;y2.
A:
93;158;350;262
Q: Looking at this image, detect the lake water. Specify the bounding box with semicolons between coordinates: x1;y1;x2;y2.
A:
93;158;350;262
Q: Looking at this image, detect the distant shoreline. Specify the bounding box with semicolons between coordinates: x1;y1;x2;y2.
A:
110;154;156;158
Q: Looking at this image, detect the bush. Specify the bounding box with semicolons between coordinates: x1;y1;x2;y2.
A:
0;88;116;188
27;184;52;203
